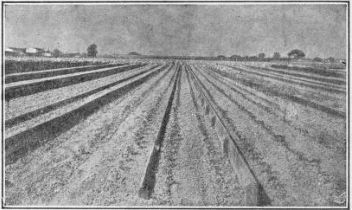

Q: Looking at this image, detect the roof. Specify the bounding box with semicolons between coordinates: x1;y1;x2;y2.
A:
6;47;26;52
26;47;45;51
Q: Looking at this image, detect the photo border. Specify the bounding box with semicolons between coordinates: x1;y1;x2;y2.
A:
1;1;350;209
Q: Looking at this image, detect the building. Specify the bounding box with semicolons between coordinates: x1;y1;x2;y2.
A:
25;48;45;56
337;59;346;64
5;47;26;56
42;51;52;57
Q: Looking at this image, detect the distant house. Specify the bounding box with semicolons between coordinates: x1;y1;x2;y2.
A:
42;51;52;57
337;59;346;64
25;48;45;56
5;47;26;56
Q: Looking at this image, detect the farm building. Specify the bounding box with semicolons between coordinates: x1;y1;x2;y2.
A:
25;48;45;56
337;59;346;64
5;47;26;56
42;51;53;57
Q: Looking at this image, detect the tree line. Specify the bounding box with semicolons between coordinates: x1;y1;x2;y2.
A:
218;49;337;62
51;45;338;63
52;44;98;58
219;49;305;61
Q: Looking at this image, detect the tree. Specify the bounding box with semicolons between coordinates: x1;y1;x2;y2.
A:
258;53;265;60
230;55;241;61
52;49;62;57
327;57;335;63
217;55;226;60
87;44;98;57
273;52;281;60
128;52;141;56
249;56;258;61
288;49;305;59
313;57;323;62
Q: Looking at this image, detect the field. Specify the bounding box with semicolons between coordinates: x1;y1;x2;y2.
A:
4;56;347;206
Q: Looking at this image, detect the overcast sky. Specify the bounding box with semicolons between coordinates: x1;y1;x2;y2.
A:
5;4;347;58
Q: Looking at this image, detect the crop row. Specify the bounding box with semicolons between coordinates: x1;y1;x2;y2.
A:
5;63;171;165
190;63;345;205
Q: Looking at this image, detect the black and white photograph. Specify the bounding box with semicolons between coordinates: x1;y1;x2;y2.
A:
1;1;349;208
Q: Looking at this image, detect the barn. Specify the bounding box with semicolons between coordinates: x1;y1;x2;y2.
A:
25;48;45;56
5;47;26;56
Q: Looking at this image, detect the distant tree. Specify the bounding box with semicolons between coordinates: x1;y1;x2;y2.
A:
249;56;258;61
217;55;227;60
243;56;249;61
288;49;305;59
230;55;241;61
273;52;281;60
128;52;141;56
52;49;62;57
258;53;265;60
327;57;335;63
313;57;323;62
87;44;98;57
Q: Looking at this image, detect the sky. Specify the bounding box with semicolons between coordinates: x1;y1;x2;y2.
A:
4;3;347;58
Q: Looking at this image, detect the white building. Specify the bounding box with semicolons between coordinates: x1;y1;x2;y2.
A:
25;48;45;55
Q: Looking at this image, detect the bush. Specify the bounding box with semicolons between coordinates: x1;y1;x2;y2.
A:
313;57;323;62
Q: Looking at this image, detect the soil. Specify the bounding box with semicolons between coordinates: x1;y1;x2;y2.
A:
4;60;347;207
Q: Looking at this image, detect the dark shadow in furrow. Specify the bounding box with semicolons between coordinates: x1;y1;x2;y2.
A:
225;65;345;94
247;65;345;86
4;65;176;206
198;67;327;205
5;63;125;83
5;66;165;166
210;66;345;118
194;67;322;168
163;67;184;201
65;63;177;169
38;63;177;194
5;63;147;100
138;64;181;200
192;68;281;204
134;63;180;150
84;63;176;150
207;66;279;109
5;64;163;128
219;109;288;204
187;66;271;206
